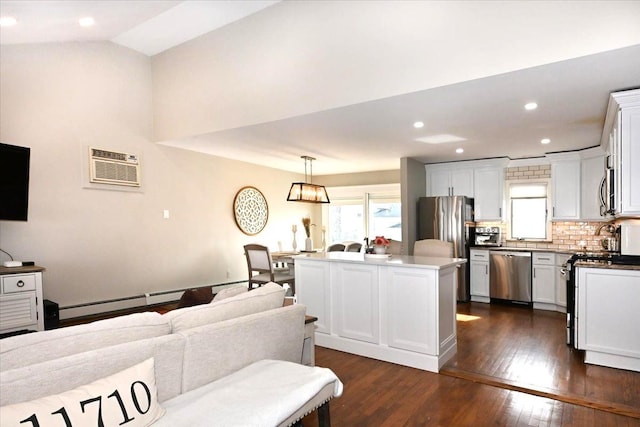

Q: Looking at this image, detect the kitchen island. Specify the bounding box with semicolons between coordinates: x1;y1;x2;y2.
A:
294;252;466;373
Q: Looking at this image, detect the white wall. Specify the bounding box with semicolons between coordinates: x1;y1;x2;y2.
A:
151;0;640;142
0;42;314;317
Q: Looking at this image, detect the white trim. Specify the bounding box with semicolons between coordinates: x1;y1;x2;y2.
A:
326;183;400;199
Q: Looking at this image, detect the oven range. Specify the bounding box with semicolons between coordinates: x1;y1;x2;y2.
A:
565;253;640;347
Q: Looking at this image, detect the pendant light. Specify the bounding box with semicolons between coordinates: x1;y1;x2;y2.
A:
287;155;330;203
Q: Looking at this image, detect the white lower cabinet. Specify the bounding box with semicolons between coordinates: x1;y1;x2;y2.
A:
532;252;555;306
295;261;331;334
532;252;569;313
576;266;640;372
331;263;379;344
470;250;490;303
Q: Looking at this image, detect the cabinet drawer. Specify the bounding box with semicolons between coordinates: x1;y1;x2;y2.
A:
2;274;36;293
532;253;554;265
470;250;489;261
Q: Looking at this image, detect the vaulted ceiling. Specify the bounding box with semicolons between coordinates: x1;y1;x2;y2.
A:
1;1;639;174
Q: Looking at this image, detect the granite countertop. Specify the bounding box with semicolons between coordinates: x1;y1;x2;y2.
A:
574;261;640;271
471;246;575;255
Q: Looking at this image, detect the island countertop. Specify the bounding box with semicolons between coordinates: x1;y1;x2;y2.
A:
294;251;467;269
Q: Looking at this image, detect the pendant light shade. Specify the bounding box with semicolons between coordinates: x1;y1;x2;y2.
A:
287;156;330;203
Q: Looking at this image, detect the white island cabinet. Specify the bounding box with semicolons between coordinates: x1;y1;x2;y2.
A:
294;252;465;373
576;266;640;372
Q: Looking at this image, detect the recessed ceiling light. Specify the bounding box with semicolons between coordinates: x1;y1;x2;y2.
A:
413;121;424;129
456;148;464;154
524;102;538;111
0;16;17;27
541;138;551;144
415;134;467;144
79;16;95;27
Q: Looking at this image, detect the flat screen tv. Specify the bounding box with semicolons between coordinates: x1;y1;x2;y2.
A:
0;143;31;221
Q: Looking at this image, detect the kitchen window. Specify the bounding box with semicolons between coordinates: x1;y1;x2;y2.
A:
324;184;401;246
508;182;551;240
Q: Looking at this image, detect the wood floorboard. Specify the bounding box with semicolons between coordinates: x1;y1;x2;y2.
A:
302;302;640;426
449;302;640;412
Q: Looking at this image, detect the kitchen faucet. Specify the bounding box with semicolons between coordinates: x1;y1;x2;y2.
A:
595;223;616;236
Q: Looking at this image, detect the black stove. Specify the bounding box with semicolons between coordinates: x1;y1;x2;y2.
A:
569;252;640;266
565;252;640;347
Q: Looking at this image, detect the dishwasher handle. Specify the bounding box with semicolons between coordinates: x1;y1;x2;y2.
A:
490;251;532;258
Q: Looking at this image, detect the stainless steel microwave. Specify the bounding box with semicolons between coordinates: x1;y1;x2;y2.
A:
599;155;616;216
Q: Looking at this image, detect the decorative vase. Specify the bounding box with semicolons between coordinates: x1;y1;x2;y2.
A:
305;237;313;251
292;232;297;251
374;245;386;255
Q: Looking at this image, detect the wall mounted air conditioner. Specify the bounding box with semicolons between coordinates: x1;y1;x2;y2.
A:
89;148;141;187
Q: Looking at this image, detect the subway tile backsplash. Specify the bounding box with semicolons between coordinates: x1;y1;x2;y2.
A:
475;221;606;252
505;165;551;180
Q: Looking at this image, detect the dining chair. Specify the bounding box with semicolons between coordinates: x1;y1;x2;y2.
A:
345;242;362;252
413;239;454;257
387;239;403;255
327;243;346;252
243;244;295;294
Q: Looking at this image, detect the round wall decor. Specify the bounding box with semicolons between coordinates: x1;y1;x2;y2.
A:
233;186;269;235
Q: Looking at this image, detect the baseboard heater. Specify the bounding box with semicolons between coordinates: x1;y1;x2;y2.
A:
59;280;247;320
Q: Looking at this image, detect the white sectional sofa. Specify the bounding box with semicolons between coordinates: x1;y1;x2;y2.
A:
0;283;342;426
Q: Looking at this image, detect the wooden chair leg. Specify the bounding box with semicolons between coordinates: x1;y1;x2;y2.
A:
318;402;331;427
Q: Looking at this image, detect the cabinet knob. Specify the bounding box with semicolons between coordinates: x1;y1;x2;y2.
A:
17;280;25;288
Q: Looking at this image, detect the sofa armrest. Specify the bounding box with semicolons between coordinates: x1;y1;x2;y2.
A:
178;304;306;393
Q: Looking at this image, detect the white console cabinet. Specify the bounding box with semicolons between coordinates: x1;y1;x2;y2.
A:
0;266;45;334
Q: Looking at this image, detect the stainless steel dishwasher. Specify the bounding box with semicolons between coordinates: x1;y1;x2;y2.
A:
489;251;532;304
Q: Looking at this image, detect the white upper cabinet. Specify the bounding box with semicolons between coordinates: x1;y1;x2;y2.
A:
426;167;473;197
580;148;606;221
602;89;640;217
619;104;640;215
474;166;505;221
550;155;581;220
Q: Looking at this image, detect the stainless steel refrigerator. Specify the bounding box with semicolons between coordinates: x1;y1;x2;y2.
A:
418;196;475;302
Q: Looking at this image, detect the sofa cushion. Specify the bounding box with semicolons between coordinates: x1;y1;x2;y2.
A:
212;284;247;302
0;312;171;371
0;358;165;427
153;359;342;427
179;304;306;393
166;282;284;333
0;334;185;406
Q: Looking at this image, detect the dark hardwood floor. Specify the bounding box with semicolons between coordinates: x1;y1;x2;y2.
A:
447;302;640;416
302;302;640;427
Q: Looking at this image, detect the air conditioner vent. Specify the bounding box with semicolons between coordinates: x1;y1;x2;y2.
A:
89;148;140;187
